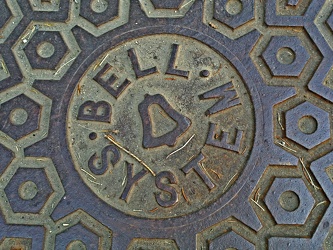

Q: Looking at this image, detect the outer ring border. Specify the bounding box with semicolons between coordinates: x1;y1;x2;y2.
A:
59;25;264;229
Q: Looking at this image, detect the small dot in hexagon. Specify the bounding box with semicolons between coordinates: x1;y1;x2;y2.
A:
225;0;243;15
90;0;108;13
276;47;295;65
36;41;55;59
279;190;300;212
18;180;38;200
298;115;318;135
66;240;87;250
9;108;28;126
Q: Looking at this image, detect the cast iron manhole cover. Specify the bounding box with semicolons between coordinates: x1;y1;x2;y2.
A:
0;0;333;249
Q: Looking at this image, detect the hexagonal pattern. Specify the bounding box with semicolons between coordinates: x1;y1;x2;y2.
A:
311;1;333;103
76;0;130;37
315;1;333;51
0;0;23;44
12;22;81;80
0;157;64;225
139;0;195;18
287;0;311;13
24;31;67;70
28;0;60;12
0;0;332;247
203;0;255;39
265;178;315;224
80;0;122;28
285;102;330;149
213;0;254;29
265;0;314;26
0;94;41;141
196;217;257;249
262;36;310;77
251;165;329;239
310;151;333;249
311;151;333;201
0;84;52;151
210;231;255;249
5;167;53;213
251;29;322;87
44;209;112;249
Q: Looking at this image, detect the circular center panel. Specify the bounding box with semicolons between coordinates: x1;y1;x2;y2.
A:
67;34;255;219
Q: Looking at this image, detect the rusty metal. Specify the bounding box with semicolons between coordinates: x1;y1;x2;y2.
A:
0;0;333;249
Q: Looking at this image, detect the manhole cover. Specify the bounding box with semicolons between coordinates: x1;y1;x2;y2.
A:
0;1;332;249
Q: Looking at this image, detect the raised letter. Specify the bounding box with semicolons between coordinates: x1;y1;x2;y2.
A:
120;162;148;202
155;171;178;207
77;101;111;122
88;145;121;175
199;82;241;116
206;123;244;153
165;44;189;78
128;48;158;78
181;153;215;190
93;63;131;99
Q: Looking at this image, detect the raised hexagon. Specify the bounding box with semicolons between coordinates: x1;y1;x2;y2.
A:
44;209;112;249
28;0;60;12
210;231;255;249
203;0;255;39
0;94;41;141
310;151;333;249
251;165;329;238
139;0;195;18
12;22;81;80
0;157;64;225
213;0;254;29
311;151;333;201
24;31;67;71
76;0;130;37
275;0;311;16
262;36;310;77
310;1;333;103
251;30;322;86
196;217;257;249
0;0;23;44
285;101;330;149
266;0;314;26
80;0;123;27
0;84;52;151
5;166;53;214
315;1;333;51
265;178;315;224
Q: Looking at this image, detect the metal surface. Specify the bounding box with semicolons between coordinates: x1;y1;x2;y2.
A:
0;0;332;249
